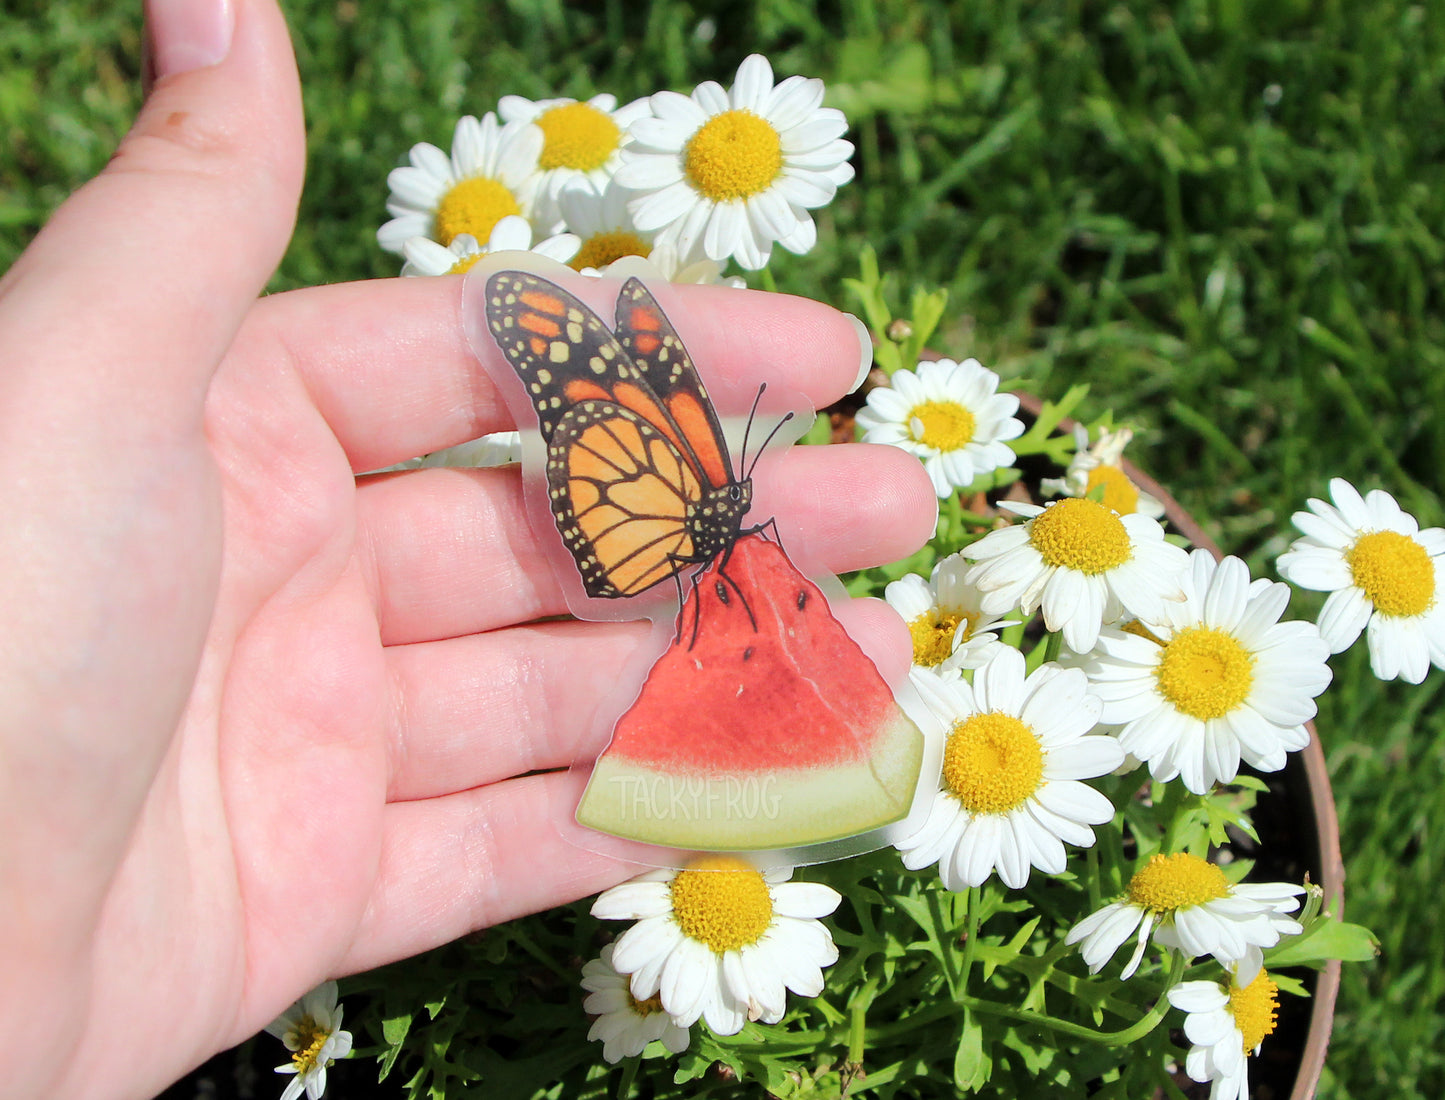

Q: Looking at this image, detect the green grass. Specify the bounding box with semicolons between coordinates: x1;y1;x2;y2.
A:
5;0;1445;1094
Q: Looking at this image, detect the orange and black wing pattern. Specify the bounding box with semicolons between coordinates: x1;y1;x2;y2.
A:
612;279;735;495
484;271;752;599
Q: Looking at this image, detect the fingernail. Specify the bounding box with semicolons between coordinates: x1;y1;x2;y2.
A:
146;0;235;81
845;313;874;393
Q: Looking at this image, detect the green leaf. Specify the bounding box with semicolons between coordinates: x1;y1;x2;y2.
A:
798;411;833;445
1267;917;1379;968
952;1012;990;1092
382;1012;414;1046
900;285;950;366
672;1050;712;1085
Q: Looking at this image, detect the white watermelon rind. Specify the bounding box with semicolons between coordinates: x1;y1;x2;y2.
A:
576;707;924;851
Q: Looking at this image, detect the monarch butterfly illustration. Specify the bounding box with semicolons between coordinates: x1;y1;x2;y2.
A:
485;271;755;600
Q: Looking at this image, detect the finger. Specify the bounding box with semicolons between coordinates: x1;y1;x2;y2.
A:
239;271;872;472
356;443;934;645
382;621;651;801
382;596;908;802
340;771;653;975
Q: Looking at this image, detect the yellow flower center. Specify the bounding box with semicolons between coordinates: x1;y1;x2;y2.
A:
536;102;621;172
684;109;783;201
909;610;973;667
433;176;522;247
670;856;774;952
449;253;484;275
907;400;977;453
1028;498;1133;575
1347;530;1435;617
1121;619;1166;646
289;1018;330;1073
628;991;667;1018
1126;853;1231;913
1154;626;1255;720
1085;464;1142;515
570;229;652;271
942;712;1044;814
1229;968;1280;1054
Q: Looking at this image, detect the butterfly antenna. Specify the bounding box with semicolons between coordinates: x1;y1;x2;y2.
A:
739;383;767;473
744;409;796;481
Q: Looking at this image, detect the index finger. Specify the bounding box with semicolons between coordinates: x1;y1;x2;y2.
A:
237;265;870;473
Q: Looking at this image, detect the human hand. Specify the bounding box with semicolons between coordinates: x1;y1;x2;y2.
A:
0;2;935;1097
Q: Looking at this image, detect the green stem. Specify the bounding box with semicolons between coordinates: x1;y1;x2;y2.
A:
759;267;778;293
927;889;963;999
958;886;982;991
956;508;996;527
940;491;967;550
847;978;879;1064
1085;844;1102;911
720;1031;838;1055
1043;630;1063;664
1155;1059;1193;1100
615;1057;639;1099
505;927;575;984
867;954;1184;1048
1159;783;1192;854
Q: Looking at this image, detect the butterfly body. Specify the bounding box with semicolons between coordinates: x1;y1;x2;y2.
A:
486;272;752;599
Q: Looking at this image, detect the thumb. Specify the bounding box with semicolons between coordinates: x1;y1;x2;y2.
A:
0;0;305;432
0;0;306;968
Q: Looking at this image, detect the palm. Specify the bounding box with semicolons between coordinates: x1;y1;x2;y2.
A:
68;275;930;1092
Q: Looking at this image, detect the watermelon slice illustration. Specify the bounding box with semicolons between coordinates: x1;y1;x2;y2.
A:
577;533;924;850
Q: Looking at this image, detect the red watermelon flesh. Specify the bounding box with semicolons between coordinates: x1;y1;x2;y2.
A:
577;534;924;851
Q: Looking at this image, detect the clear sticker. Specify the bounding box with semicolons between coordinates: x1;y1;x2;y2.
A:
462;255;936;867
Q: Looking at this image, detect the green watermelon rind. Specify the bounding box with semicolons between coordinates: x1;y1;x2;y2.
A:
576;707;923;851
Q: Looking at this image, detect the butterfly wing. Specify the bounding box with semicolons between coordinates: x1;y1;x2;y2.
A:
485;270;739;598
612;278;753;570
548;402;705;597
612;278;735;493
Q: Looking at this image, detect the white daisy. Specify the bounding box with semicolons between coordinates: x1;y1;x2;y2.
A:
597;245;745;287
557;179;652;270
498;93;652;230
1168;964;1284;1100
419;431;522;469
264;981;353;1100
365;431;521;475
894;647;1123;891
855;358;1025;499
1083;550;1332;793
1276;477;1445;684
592;856;840;1036
1040;425;1166;519
615;53;854;270
378;112;543;254
581;944;692;1063
399;215;578;277
884;552;1014;674
962;498;1190;654
557;180;743;286
1065;853;1303;980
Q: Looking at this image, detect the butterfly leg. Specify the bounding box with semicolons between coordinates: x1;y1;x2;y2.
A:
745;516;784;547
667;554;707;648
